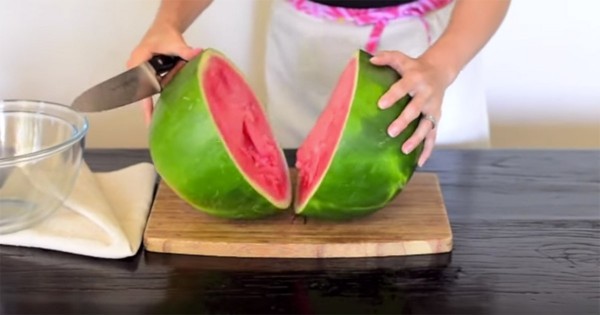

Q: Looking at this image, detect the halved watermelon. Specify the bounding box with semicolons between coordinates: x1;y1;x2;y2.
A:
294;49;423;220
149;48;292;219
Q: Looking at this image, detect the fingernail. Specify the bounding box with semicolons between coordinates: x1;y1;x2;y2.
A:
402;142;414;154
378;99;389;109
388;126;400;138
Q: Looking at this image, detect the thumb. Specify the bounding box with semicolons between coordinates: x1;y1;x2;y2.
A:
172;45;203;61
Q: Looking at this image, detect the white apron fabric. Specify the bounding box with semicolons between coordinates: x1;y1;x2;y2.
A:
264;0;491;149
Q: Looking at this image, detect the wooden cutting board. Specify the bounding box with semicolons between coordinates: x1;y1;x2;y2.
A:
143;171;452;258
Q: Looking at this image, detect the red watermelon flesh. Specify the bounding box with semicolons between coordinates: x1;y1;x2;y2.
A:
293;49;421;220
295;59;357;208
203;56;290;205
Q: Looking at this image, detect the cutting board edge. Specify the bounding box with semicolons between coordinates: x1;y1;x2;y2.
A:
142;234;453;258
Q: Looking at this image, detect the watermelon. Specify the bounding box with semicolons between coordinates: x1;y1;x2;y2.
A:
149;48;292;219
294;49;423;220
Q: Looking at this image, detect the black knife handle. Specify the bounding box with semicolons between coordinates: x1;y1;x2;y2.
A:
148;55;184;77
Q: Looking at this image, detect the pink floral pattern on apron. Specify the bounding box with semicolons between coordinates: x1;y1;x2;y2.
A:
288;0;453;53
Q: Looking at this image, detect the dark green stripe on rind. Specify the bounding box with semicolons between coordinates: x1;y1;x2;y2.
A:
149;49;286;219
298;50;424;220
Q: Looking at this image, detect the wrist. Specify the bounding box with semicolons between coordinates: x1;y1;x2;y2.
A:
152;16;184;33
421;31;475;87
419;50;461;88
152;0;213;33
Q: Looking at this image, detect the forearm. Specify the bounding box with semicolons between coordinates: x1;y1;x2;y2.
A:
421;0;511;85
153;0;214;32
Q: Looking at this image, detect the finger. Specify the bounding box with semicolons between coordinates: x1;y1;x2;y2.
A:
158;42;202;61
387;94;426;138
418;131;437;167
378;78;412;109
128;45;201;70
127;49;153;69
177;46;203;61
141;98;154;126
401;115;436;154
369;50;411;74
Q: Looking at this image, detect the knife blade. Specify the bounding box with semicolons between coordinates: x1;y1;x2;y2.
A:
71;55;184;112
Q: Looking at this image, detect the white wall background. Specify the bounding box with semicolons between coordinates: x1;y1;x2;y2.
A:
481;0;600;148
1;0;598;149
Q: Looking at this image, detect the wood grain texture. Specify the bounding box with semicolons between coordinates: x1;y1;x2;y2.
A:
143;172;452;258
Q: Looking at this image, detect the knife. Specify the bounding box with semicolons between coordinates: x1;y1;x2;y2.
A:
71;55;185;112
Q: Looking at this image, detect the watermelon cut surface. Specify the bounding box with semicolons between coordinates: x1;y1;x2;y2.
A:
294;50;423;220
149;48;291;219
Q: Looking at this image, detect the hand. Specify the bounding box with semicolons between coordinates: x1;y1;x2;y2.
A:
370;50;454;167
126;24;202;125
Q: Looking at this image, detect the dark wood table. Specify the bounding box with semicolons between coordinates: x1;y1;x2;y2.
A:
1;149;598;315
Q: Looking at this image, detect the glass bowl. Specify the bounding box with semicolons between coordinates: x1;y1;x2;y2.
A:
0;100;88;234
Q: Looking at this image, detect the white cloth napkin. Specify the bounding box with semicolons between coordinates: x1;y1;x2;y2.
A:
0;161;157;259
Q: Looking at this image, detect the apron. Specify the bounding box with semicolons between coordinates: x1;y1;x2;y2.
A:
289;0;453;53
264;0;491;149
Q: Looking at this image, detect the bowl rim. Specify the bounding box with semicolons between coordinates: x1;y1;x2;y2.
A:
0;99;89;166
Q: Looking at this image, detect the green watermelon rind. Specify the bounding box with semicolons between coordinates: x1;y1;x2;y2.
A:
295;50;423;220
149;48;291;220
